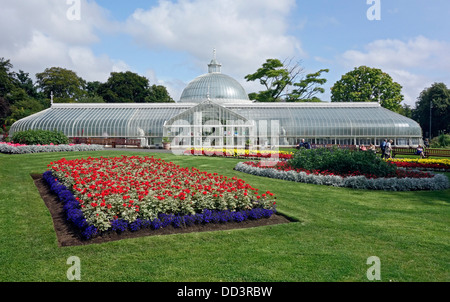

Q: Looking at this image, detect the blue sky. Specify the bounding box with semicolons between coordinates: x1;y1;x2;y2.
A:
1;0;449;107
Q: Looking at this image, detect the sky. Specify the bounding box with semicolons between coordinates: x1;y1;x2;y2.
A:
1;0;449;107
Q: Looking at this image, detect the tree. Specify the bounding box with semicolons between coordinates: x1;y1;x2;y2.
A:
80;81;105;103
245;59;292;102
14;70;41;99
398;103;413;118
330;66;403;112
8;99;44;124
98;71;150;103
85;81;102;97
146;84;174;103
0;58;16;97
245;58;329;102
0;97;11;125
412;82;450;139
36;67;86;102
98;72;174;103
287;68;329;102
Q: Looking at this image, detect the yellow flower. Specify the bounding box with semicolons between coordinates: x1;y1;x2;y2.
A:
386;158;450;168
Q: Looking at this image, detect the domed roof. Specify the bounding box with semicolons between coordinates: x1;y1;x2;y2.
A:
179;53;251;104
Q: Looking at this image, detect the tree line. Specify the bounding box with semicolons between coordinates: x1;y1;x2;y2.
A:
0;57;174;130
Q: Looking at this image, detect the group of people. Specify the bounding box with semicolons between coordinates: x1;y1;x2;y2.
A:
295;138;426;159
295;139;311;150
359;144;377;153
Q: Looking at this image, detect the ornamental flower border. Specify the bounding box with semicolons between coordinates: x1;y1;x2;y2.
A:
183;147;293;160
387;158;450;172
43;171;276;240
234;162;450;191
43;156;277;240
0;142;104;154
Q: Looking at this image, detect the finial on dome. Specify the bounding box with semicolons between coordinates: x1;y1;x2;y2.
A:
208;49;221;73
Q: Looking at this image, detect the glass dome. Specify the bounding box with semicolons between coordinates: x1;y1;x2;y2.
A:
179;56;252;104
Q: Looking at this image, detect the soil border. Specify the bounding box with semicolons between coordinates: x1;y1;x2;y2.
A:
31;174;294;247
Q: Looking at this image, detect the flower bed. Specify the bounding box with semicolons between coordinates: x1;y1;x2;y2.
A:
184;147;293;160
387;158;450;171
235;161;449;191
45;156;277;239
0;142;104;154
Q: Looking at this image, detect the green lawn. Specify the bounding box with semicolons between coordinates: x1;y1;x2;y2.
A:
0;150;449;282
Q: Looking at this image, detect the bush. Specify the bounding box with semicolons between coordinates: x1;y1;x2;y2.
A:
11;129;69;145
287;147;397;177
431;134;450;148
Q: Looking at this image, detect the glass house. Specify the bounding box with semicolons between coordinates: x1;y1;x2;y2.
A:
9;55;423;148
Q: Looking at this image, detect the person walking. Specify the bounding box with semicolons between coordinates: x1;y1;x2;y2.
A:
380;139;387;158
384;139;393;159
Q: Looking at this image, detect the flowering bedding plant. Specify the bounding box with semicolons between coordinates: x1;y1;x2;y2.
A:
45;155;277;239
235;161;449;191
184;147;293;160
387;158;450;171
0;142;104;154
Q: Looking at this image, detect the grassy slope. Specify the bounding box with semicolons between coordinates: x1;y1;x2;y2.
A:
0;150;449;282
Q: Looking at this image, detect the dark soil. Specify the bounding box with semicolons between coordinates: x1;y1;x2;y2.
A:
31;174;294;247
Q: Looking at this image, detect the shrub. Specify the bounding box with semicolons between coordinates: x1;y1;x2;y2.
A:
287;147;397;177
11;129;69;145
431;134;450;148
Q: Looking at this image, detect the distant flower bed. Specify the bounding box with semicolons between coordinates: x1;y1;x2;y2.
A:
45;155;277;240
387;158;450;171
235;161;449;191
0;142;104;154
184;147;293;160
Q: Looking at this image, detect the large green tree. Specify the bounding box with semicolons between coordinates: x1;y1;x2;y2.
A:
0;58;47;127
36;67;86;102
14;70;41;99
287;68;329;102
147;84;174;103
98;71;151;103
245;59;291;102
412;82;450;139
330;66;404;112
245;58;329;102
98;71;174;103
8;99;45;124
0;58;16;98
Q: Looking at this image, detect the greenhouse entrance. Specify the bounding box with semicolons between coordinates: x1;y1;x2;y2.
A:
163;101;256;150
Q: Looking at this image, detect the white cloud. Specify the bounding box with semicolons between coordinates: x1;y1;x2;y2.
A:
388;69;433;107
338;36;450;107
0;0;125;82
1;0;304;99
341;36;450;71
124;0;303;88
